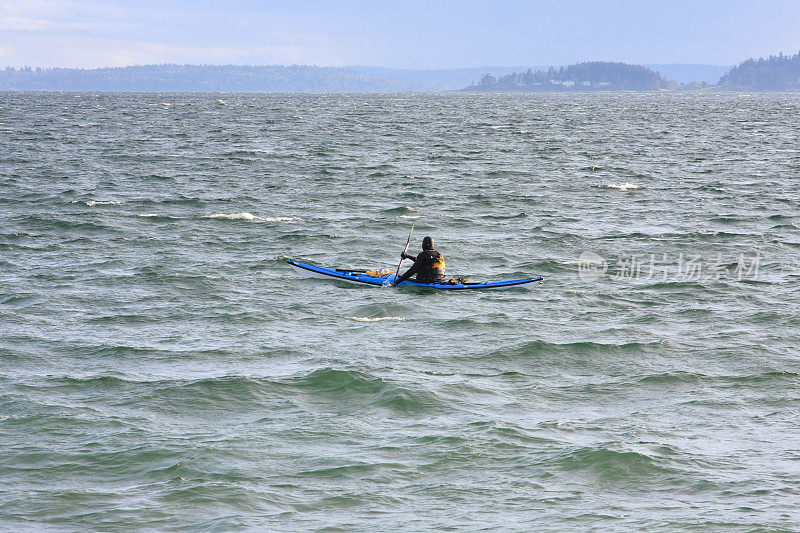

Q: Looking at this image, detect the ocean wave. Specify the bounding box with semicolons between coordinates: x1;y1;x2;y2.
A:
716;370;800;385
36;369;442;415
555;446;676;480
294;461;405;479
480;211;527;220
767;214;794;222
491;339;660;359
709;215;746;224
286;368;442;413
16;214;116;232
201;212;300;222
382;205;416;215
637;371;705;385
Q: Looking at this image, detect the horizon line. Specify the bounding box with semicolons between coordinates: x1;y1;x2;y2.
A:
3;62;734;71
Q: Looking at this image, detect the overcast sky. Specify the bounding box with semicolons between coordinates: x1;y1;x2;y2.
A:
2;0;799;69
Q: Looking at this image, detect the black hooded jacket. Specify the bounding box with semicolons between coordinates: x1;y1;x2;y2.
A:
396;249;446;284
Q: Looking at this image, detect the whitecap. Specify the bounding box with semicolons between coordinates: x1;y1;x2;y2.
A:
84;200;124;206
138;213;170;218
599;183;640;191
344;316;406;322
202;212;300;222
262;216;301;222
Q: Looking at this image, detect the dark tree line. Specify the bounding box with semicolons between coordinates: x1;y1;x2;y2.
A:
718;51;800;90
464;62;669;91
0;64;425;92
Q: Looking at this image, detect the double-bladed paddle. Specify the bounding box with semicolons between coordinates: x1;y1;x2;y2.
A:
391;225;414;286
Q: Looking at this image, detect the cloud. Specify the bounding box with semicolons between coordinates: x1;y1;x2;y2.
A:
0;15;90;32
0;1;351;67
0;0;83;30
0;0;145;35
97;41;344;67
1;33;347;68
8;0;794;68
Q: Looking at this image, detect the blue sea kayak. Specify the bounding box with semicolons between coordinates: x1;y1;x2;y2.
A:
287;259;543;290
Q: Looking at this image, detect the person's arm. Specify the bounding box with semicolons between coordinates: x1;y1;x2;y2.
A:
393;258;421;286
401;252;417;261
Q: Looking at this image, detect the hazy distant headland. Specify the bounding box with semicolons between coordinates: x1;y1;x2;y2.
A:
718;51;800;91
0;64;532;92
463;62;673;92
0;64;729;93
0;63;722;93
465;52;800;92
0;51;797;92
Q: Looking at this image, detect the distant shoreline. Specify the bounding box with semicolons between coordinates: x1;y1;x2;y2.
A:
0;63;729;93
2;54;796;92
0;87;800;97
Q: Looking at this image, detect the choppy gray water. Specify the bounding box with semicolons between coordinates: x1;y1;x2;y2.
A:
2;92;800;531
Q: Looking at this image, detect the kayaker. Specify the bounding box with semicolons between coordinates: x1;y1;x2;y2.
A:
392;235;446;286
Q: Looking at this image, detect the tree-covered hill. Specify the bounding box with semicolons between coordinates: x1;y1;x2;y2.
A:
718;51;800;91
0;64;529;92
463;61;670;92
0;64;410;92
